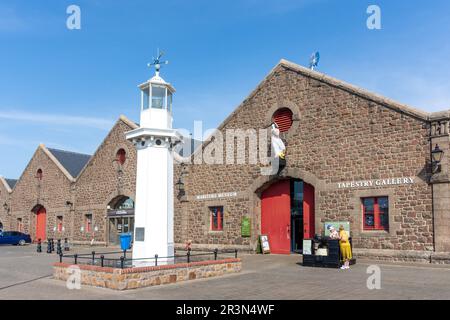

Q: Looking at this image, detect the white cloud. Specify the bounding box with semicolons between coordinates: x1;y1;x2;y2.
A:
0;110;114;130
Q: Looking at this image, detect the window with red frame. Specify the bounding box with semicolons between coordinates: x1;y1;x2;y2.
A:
210;206;224;231
116;149;126;165
85;214;92;233
362;197;389;231
17;218;23;232
36;169;43;180
57;216;63;232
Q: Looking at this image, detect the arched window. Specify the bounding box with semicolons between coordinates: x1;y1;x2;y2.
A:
36;169;43;180
272;108;293;133
115;197;134;210
116;149;126;165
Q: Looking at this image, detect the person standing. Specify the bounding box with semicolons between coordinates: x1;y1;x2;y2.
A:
339;225;352;270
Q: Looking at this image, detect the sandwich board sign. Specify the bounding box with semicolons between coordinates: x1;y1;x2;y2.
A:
259;235;270;254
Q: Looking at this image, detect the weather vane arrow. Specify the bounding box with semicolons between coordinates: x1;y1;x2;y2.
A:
148;48;169;75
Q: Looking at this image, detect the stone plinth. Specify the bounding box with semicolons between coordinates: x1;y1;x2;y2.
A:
53;258;241;290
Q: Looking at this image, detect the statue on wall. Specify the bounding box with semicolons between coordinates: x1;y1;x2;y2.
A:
271;123;286;175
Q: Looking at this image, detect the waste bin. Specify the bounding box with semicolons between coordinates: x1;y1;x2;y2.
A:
119;233;132;250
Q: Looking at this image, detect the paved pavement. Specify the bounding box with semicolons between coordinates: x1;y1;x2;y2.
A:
1;245;450;299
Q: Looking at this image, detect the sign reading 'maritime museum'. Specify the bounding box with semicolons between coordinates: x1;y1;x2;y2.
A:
337;177;415;189
196;192;238;200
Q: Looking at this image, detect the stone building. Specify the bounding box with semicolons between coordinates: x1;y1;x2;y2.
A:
175;60;450;263
0;177;16;230
73;116;138;246
1;59;450;262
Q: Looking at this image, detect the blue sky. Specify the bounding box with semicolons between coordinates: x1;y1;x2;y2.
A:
1;0;450;178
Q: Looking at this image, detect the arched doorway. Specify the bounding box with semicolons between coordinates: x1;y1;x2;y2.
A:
261;179;315;254
34;206;47;241
107;196;134;246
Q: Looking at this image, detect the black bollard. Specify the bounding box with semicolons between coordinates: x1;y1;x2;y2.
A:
64;238;70;251
50;238;55;253
56;239;62;255
37;238;42;253
46;238;51;253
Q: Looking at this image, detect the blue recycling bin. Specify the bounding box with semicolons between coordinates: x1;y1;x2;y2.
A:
119;233;132;250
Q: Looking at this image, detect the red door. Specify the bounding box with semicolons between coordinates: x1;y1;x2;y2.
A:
35;207;47;241
261;180;291;254
303;183;315;239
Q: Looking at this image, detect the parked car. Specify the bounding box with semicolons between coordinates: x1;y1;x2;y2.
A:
0;231;32;246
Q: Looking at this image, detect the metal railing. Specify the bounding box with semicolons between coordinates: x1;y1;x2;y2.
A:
59;248;238;269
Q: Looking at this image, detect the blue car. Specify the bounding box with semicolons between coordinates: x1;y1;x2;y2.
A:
0;231;32;246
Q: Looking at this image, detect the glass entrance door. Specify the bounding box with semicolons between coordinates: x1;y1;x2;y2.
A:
291;180;304;253
108;216;134;246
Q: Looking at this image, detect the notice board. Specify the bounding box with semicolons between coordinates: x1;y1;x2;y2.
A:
241;216;251;237
259;235;270;254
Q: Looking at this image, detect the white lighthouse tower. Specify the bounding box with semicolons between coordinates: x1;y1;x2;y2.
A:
126;51;181;265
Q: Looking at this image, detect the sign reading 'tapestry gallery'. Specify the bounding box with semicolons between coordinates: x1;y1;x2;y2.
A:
337;177;415;189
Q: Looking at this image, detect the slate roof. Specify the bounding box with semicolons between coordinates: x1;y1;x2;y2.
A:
176;137;202;157
47;148;92;178
5;179;17;189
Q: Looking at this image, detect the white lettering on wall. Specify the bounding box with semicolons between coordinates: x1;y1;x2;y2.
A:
195;192;238;201
337;177;415;189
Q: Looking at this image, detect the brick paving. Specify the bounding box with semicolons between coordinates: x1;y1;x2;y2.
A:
1;245;450;300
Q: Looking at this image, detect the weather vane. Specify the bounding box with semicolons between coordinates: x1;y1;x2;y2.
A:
309;51;320;71
148;48;169;75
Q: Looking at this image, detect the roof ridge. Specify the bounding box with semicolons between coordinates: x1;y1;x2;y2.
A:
278;59;435;121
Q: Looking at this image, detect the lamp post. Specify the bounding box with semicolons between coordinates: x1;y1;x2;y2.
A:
3;202;10;214
431;144;444;174
176;176;185;198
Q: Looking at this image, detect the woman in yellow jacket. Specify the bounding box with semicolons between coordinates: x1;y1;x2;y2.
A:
339;225;352;269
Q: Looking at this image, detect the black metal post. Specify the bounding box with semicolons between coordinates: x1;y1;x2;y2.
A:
74;254;78;265
120;256;124;269
50;238;55;253
123;249;127;259
214;248;218;260
37;238;42;253
46;238;51;253
101;255;104;267
91;251;96;265
235;249;238;259
59;252;63;263
187;251;191;263
155;254;158;266
56;239;62;255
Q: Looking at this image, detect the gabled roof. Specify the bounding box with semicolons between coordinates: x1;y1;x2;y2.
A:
47;148;91;178
5;179;17;189
75;115;139;180
278;59;433;121
191;59;450;159
0;176;15;193
176;137;203;157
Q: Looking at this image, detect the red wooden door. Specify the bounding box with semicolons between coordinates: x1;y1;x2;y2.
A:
303;183;315;239
35;207;47;241
261;180;291;254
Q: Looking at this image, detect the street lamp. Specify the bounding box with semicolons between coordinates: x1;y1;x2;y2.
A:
176;176;185;198
431;144;444;173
